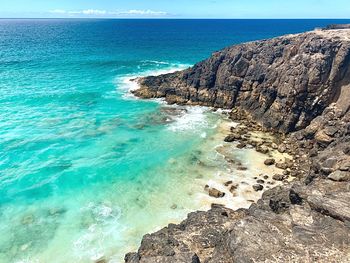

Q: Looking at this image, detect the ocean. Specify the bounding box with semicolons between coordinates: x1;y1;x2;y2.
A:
1;19;349;262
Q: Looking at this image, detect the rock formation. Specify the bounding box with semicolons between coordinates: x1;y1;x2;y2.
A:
133;29;350;133
126;28;350;262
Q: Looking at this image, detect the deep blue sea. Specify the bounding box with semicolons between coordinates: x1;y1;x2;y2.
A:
1;19;349;262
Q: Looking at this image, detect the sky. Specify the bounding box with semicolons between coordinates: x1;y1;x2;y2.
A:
0;0;349;19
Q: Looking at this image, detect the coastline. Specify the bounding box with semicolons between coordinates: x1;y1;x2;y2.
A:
122;69;298;211
124;27;350;262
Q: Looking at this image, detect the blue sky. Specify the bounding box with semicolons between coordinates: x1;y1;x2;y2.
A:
0;0;349;18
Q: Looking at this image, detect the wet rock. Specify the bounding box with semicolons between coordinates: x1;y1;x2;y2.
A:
264;158;275;166
224;181;233;186
256;145;269;154
224;133;241;142
229;184;238;193
237;166;248;171
236;143;246;149
95;258;107;263
208;188;225;198
272;174;288;181
253;184;264;191
127;28;350;263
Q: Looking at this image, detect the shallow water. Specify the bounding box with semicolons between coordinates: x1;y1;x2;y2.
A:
1;19;350;262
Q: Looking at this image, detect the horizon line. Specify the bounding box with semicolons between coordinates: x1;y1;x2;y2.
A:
1;17;350;20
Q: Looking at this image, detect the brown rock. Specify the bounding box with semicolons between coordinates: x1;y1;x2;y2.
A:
253;184;264;191
272;174;288;181
208;188;225;198
315;130;334;145
224;180;233;186
264;158;275;165
328;171;350;182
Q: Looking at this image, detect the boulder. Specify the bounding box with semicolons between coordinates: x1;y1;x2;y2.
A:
264;158;275;166
208;188;225;198
253;184;264;191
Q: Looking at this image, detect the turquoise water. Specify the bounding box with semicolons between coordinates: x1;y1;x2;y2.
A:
1;19;350;262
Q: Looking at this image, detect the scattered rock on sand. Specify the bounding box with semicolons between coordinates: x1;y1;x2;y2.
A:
229;184;238;193
264;158;275;165
253;184;264;191
208;188;225;198
224;180;233;186
224;133;241;142
275;162;288;169
277;144;286;153
256;145;269;154
272;174;288;181
236;143;246;149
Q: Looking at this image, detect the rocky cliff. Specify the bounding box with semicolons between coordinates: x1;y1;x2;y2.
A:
126;28;350;263
133;29;350;133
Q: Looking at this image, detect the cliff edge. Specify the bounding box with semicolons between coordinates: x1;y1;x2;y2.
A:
126;28;350;263
134;29;350;133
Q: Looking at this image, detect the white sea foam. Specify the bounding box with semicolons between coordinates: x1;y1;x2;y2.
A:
167;106;209;132
116;62;191;99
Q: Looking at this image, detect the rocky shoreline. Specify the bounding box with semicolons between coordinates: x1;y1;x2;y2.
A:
125;27;350;262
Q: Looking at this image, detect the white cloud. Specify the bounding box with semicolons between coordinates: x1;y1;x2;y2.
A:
116;9;168;16
78;9;107;15
49;9;168;17
50;9;67;14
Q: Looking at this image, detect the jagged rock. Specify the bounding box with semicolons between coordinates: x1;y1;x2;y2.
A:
126;180;350;263
315;130;334;145
126;28;350;263
133;29;350;134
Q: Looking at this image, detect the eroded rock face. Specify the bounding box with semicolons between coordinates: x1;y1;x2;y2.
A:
126;28;350;263
125;179;350;263
133;29;350;133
